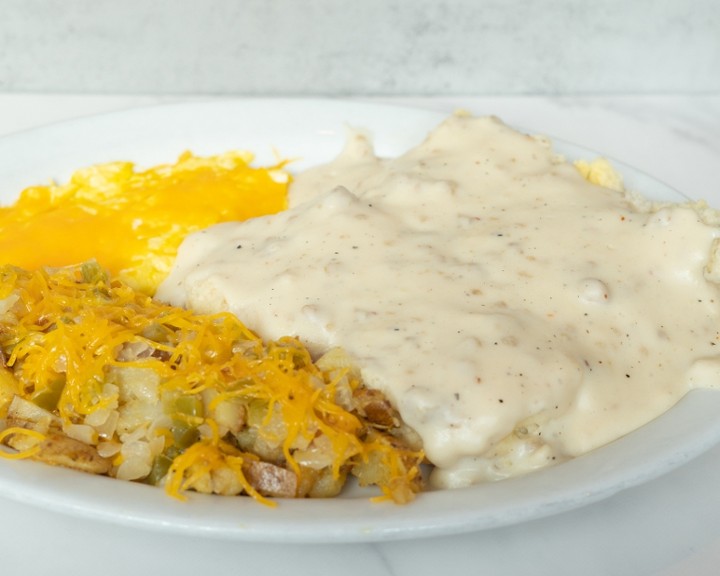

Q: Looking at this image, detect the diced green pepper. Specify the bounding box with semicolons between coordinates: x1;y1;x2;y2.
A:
31;377;65;411
174;394;204;418
171;420;200;449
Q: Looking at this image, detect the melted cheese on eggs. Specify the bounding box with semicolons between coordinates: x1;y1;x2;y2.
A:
0;150;289;294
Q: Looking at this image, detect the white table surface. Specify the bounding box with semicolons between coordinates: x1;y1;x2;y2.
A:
0;93;719;576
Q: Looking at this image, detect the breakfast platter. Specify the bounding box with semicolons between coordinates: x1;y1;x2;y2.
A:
1;99;720;544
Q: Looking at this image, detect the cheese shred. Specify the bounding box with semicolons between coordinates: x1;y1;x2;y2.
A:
0;427;45;460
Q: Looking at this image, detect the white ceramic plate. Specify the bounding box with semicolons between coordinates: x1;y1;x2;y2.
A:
0;99;719;543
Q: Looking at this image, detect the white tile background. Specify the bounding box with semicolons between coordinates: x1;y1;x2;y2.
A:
1;0;718;95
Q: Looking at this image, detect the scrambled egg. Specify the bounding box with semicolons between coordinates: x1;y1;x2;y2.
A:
574;157;624;192
0;151;289;294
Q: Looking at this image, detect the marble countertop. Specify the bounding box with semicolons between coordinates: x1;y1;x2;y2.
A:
0;93;719;576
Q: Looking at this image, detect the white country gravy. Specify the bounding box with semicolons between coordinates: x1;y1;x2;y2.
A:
157;114;720;489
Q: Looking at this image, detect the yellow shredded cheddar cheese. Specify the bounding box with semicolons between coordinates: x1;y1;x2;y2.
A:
0;427;45;460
